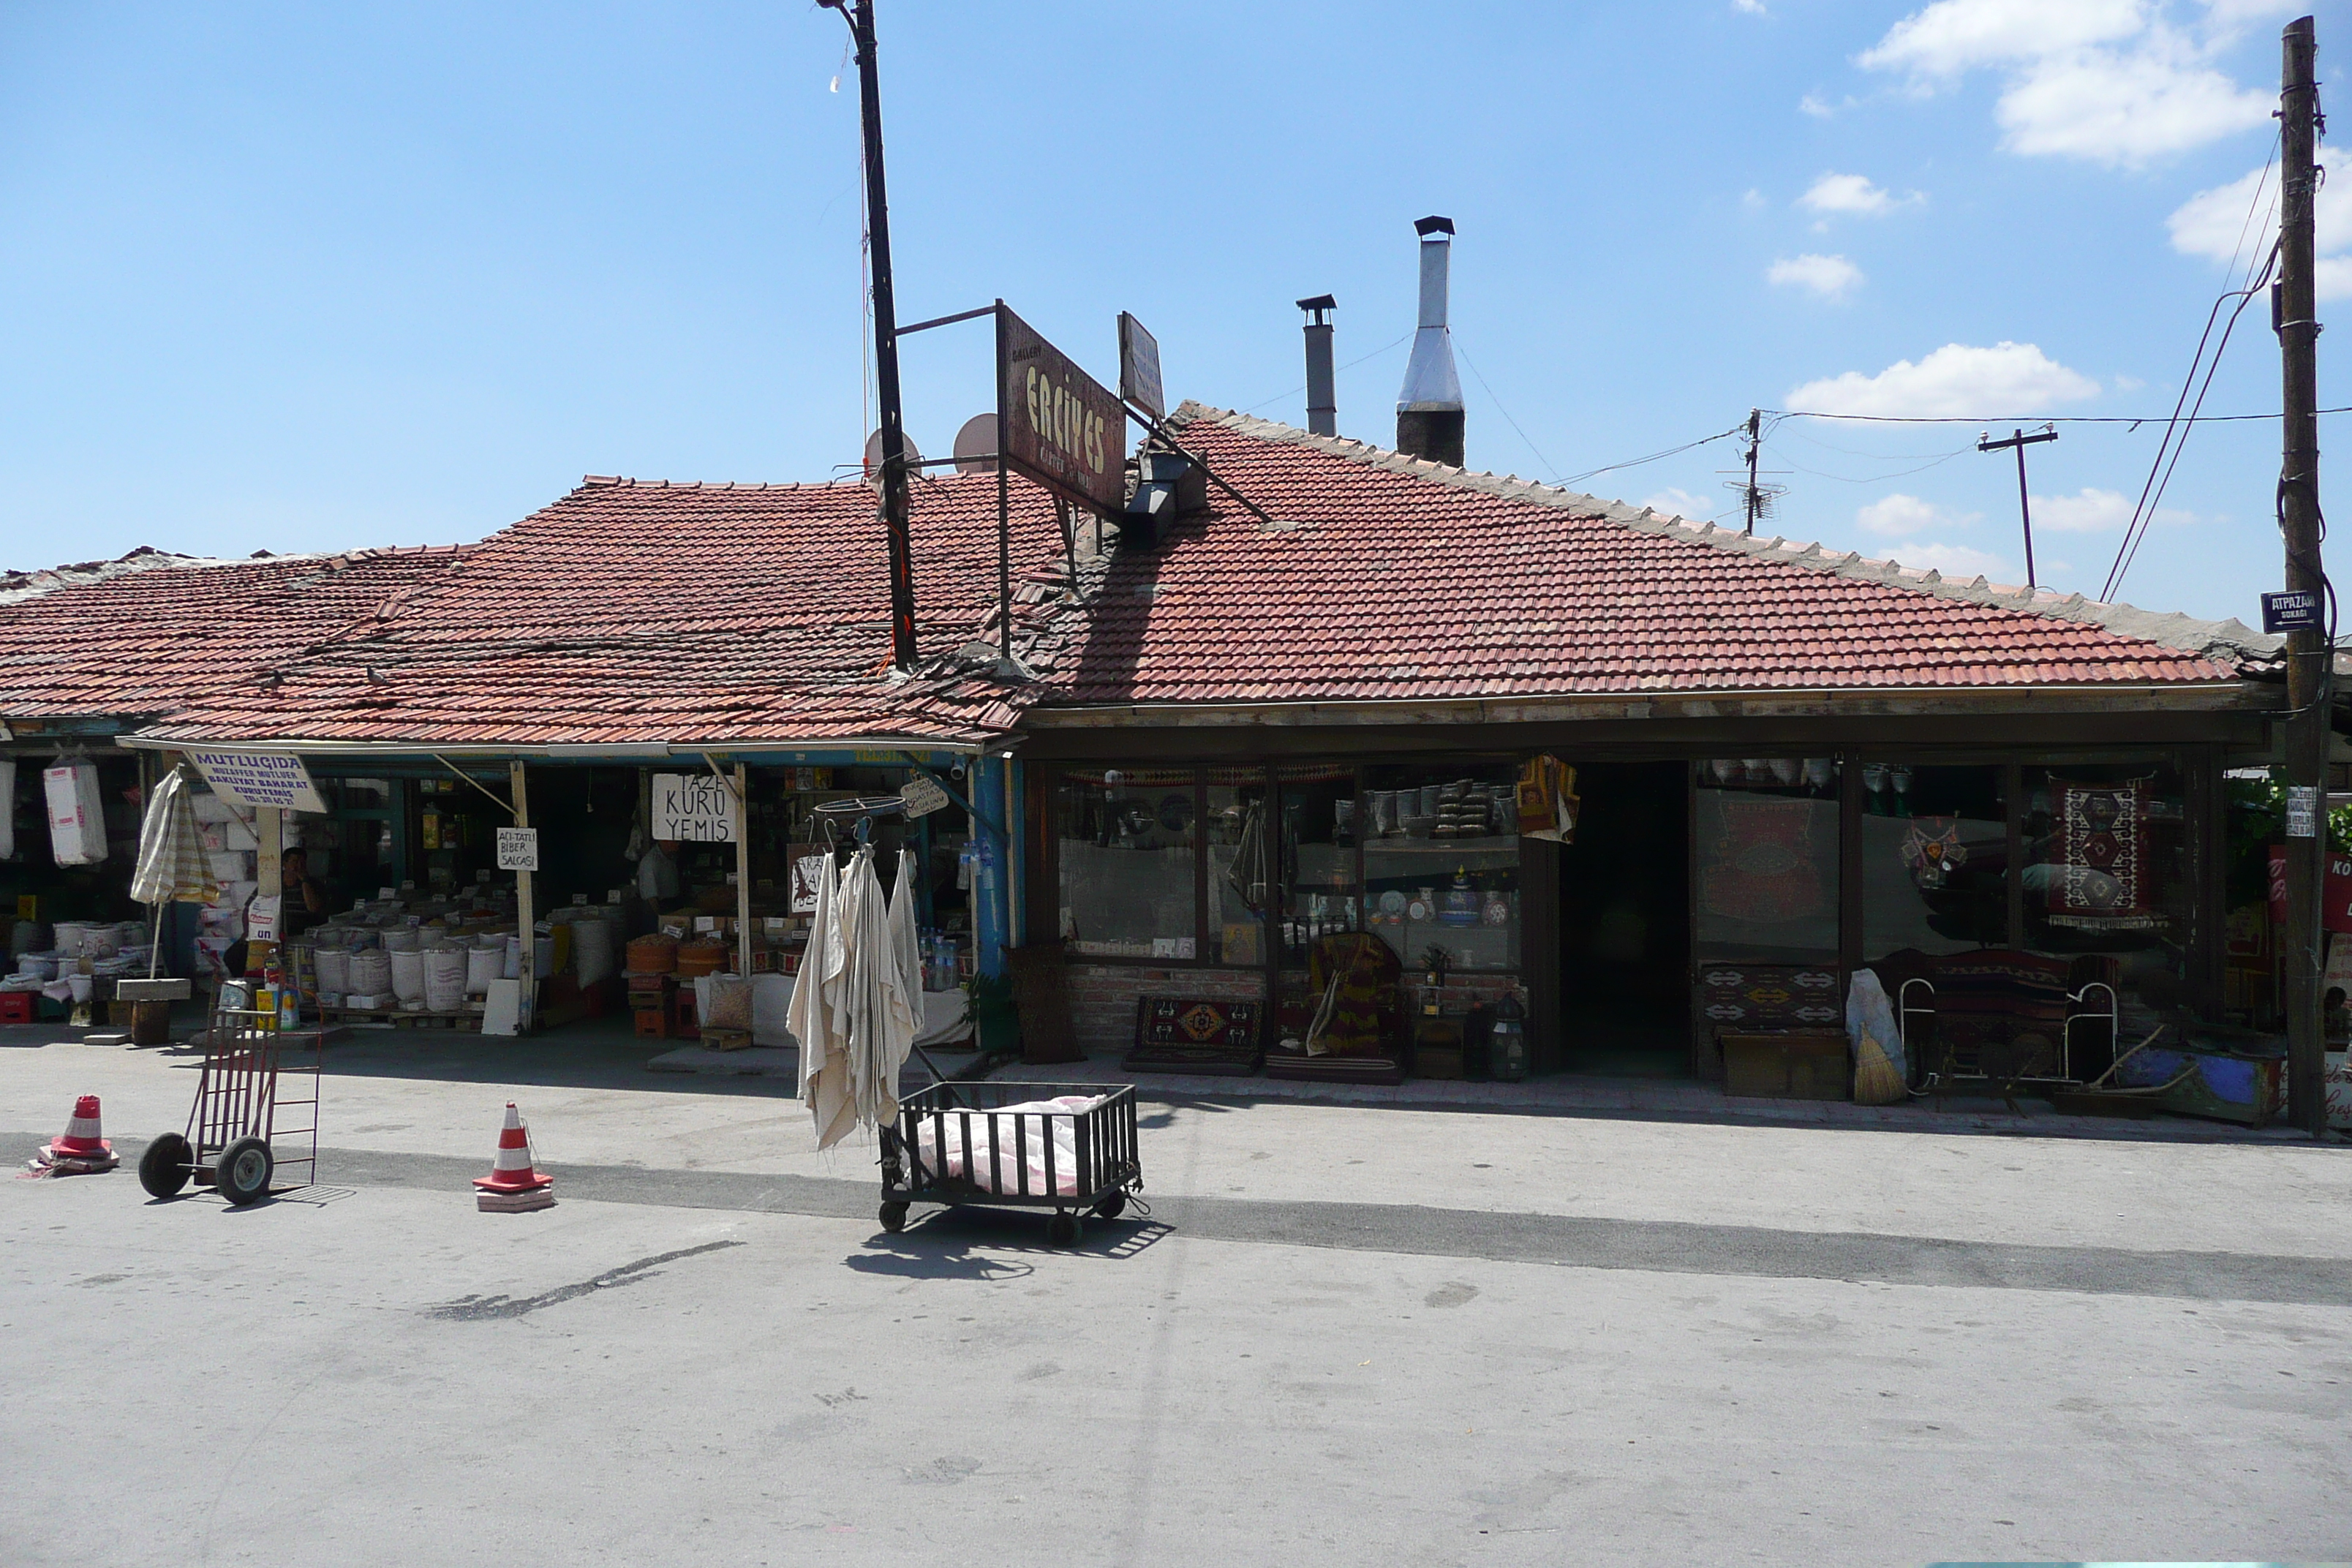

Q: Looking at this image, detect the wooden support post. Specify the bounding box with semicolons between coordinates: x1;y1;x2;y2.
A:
2280;15;2329;1134
511;760;535;1034
256;807;282;899
735;763;752;976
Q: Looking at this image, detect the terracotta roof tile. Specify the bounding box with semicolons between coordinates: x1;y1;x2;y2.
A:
133;472;1066;748
1028;407;2257;707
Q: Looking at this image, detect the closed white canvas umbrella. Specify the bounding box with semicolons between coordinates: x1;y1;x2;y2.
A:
791;850;858;1150
131;764;211;908
837;846;919;1134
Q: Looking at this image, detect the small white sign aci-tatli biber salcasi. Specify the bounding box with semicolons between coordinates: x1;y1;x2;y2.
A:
496;826;540;872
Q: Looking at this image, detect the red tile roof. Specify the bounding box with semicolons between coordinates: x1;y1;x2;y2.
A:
0;547;467;723
1028;407;2260;707
135;472;1067;748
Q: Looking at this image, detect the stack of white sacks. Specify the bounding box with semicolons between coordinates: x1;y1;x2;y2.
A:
190;794;261;981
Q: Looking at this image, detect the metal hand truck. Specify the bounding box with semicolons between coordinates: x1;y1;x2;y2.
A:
137;998;320;1205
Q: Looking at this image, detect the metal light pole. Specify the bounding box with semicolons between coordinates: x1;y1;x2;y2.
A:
822;0;919;671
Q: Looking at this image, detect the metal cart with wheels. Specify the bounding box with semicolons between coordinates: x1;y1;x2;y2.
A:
878;1080;1141;1247
137;1000;320;1205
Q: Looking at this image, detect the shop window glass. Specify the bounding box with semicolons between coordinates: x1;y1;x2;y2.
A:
1055;769;1197;959
1206;775;1268;965
1693;758;1839;963
2023;761;2190;1023
1861;764;2010;959
1361;762;1520;971
1276;767;1360;968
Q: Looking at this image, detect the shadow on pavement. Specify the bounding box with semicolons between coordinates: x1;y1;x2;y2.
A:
848;1205;1172;1272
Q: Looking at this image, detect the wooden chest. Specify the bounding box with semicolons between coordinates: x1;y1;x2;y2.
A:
1720;1030;1850;1101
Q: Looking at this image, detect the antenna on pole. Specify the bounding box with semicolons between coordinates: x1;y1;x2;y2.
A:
1978;425;2058;591
1720;410;1784;535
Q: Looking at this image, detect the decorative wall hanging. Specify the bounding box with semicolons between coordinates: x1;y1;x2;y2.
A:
1901;817;1970;890
1698;795;1832;926
2048;777;2164;930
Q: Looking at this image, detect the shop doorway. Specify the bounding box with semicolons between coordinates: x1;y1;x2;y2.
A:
1556;761;1689;1075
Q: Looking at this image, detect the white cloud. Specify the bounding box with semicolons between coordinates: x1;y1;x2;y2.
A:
1997;41;2271;165
1859;493;1976;535
1733;0;1767;12
1799;93;1834;118
2030;487;2209;531
1860;0;2272;167
1895;541;2019;579
1642;487;1715;519
2169;148;2352;300
1741;188;1768;211
1768;253;1864;298
1861;0;2147;75
1787;342;2101;418
1798;173;1917;216
2032;487;2132;532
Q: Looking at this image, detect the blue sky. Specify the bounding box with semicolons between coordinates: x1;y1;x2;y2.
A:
0;0;2344;624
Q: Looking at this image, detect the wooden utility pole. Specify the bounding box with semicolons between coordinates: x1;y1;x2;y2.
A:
2279;15;2329;1135
1978;426;2057;592
825;0;919;671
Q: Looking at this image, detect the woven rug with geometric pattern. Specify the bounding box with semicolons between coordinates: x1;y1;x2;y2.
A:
1122;997;1264;1074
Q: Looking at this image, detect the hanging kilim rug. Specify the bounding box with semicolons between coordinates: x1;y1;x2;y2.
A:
1123;997;1264;1074
2048;777;2162;930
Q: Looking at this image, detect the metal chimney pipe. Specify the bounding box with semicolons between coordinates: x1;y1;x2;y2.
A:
1395;215;1464;466
1297;294;1336;436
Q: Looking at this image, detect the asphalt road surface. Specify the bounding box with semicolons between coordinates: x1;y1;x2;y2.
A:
4;1035;2347;1564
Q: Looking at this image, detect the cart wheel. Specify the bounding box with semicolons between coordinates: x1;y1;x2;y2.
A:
1047;1211;1083;1248
1094;1191;1127;1221
879;1201;908;1234
216;1137;274;1206
137;1134;192;1199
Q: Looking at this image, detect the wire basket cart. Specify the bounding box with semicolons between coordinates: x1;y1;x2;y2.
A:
137;998;321;1205
878;1080;1142;1247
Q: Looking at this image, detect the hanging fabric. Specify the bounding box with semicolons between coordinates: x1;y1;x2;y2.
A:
130;764;212;907
792;848;856;1150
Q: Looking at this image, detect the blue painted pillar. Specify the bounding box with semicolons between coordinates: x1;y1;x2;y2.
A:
972;756;1009;977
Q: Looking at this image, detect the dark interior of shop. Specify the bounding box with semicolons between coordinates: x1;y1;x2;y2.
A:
1556;761;1690;1075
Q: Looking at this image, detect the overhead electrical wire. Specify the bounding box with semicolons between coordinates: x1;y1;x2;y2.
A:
1561;422;1749;487
1237;332;1411;416
1455;340;1561;481
2099;141;2288;605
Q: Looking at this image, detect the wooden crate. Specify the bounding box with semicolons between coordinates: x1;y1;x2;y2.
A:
1720;1031;1850;1101
701;1026;754;1052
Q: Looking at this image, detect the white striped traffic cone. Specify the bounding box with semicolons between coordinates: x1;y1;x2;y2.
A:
48;1096;110;1158
473;1102;554;1212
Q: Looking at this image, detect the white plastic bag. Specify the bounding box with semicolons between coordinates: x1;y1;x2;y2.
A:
1847;968;1906;1101
44;763;107;866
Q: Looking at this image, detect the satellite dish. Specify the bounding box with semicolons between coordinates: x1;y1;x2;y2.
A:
953;413;999;474
862;430;924;480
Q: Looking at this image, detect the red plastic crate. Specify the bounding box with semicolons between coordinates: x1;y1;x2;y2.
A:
0;992;34;1025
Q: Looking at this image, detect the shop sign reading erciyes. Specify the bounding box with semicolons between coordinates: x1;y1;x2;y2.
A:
1000;305;1125;514
184;748;326;814
651;772;736;843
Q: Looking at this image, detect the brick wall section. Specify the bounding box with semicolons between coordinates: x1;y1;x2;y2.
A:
1066;965;1268;1058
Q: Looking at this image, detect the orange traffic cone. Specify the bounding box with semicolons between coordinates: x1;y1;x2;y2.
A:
473;1102;554;1212
28;1095;118;1176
